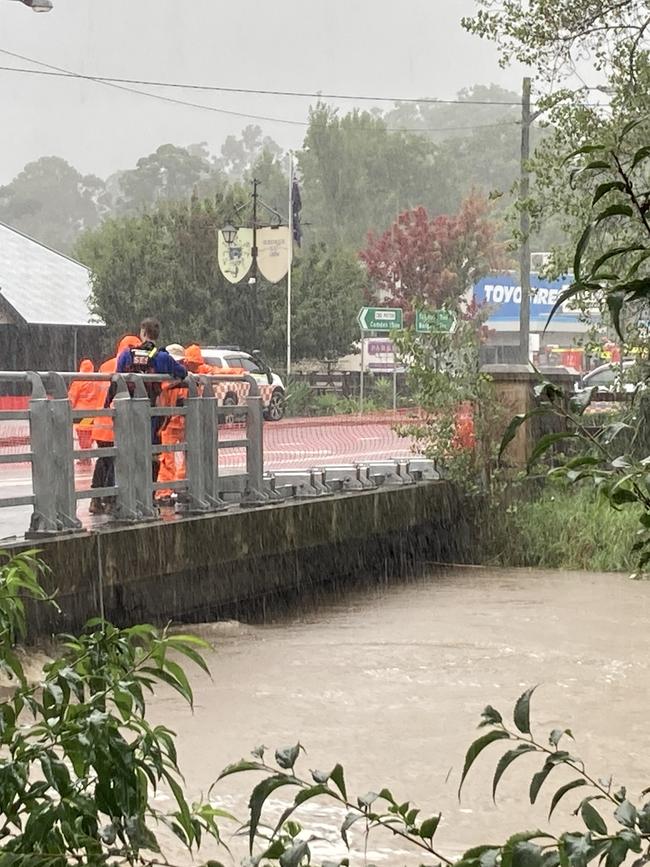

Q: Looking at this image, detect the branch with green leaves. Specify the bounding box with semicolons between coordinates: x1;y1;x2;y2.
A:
216;688;650;867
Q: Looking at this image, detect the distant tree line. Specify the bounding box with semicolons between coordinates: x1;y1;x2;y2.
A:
0;83;539;362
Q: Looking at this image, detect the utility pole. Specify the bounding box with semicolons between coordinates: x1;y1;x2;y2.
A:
287;154;293;378
251;178;259;348
519;76;532;365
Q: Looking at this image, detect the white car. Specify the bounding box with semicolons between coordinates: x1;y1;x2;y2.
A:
200;346;286;421
580;360;643;394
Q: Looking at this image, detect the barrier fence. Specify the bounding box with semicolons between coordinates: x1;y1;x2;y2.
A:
0;370;265;536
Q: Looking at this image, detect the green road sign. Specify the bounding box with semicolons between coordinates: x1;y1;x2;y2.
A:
357;306;403;332
415;308;458;334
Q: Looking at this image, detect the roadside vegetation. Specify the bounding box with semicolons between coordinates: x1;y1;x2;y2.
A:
482;484;641;573
283;375;414;418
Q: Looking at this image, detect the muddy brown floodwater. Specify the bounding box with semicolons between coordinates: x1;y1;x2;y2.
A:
149;567;650;864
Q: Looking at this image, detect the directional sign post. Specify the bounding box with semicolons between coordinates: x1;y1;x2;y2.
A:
415;308;458;334
357;307;403;332
357;307;403;412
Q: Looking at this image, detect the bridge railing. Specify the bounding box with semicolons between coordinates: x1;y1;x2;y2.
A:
0;370;265;536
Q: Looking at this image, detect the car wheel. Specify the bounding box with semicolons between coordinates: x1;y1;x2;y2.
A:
264;389;285;421
222;393;237;425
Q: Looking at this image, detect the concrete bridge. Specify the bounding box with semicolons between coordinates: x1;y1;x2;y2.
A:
0;370;458;636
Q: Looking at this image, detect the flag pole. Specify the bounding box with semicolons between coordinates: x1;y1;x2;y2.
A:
287;152;293;378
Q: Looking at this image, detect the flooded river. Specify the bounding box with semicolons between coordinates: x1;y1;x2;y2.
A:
150;567;650;863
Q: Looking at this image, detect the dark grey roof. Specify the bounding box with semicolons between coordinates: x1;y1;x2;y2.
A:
0;222;103;327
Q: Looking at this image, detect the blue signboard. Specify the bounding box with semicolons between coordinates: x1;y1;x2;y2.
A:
473;272;585;328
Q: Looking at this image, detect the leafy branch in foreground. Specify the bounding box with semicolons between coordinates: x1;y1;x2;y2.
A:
0;549;233;867
216;688;650;867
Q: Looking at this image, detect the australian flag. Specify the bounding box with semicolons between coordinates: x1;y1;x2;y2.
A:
291;176;302;247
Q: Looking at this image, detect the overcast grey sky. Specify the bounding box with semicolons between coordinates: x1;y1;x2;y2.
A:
0;0;525;184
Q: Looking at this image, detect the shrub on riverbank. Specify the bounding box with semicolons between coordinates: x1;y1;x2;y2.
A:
483;484;640;572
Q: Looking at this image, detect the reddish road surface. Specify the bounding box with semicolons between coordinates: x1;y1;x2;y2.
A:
0;415;417;540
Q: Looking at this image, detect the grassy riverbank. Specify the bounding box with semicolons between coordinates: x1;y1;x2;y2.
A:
482;485;641;573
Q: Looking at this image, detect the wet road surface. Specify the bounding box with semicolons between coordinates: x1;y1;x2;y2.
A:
146;567;650;864
0;418;414;539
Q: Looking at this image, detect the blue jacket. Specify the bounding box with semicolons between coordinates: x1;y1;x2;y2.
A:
116;343;187;380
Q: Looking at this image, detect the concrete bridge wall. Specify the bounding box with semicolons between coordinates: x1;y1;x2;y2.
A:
7;482;467;638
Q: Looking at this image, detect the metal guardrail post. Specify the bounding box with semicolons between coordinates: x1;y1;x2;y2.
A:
112;377;138;521
242;386;267;506
26;373;58;535
112;376;157;522
27;372;81;536
48;372;83;532
194;375;226;511
182;376;208;513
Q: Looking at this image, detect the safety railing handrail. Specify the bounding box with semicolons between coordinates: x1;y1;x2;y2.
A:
0;370;266;535
0;370;260;396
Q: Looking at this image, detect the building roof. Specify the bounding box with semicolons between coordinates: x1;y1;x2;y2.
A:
0;222;103;327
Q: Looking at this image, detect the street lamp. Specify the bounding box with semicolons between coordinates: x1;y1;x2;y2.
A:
221;224;237;245
9;0;54;10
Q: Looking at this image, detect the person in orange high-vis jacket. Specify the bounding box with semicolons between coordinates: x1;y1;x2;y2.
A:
68;359;102;466
156;343;216;506
89;335;140;514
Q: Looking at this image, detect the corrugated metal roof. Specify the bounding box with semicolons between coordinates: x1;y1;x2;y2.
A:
0;222;103;327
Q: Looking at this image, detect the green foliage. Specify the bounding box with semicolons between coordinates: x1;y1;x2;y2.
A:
265;242;366;361
462;0;650;312
75;195;229;347
483;484;641;572
395;308;505;486
493;116;650;573
0;549;227;866
298;102;454;249
555;118;650;340
218;688;650;867
114;143;221;214
75;200;365;361
384;84;541;213
0;156;108;253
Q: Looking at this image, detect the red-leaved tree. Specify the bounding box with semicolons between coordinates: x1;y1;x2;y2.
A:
360;193;502;317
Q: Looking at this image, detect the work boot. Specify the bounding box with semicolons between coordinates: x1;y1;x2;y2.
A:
88;498;104;515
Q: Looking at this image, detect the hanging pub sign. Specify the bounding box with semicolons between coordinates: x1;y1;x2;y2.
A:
218;228;254;284
257;226;291;283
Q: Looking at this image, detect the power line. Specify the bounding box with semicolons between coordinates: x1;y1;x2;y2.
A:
0;49;526;106
0;49;308;126
0;53;523;133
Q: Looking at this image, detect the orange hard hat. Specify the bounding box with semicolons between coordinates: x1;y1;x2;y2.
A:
79;358;94;373
184;344;204;365
116;334;141;354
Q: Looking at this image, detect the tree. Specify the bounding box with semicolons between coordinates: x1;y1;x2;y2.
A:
0;156;108;253
243;149;289;220
499;117;650;573
218;124;283;180
462;1;650;87
298;103;456;249
462;0;650;278
385;84;547;205
75;195;232;347
75;191;364;361
115;144;216;214
360;193;503;317
264;243;366;361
